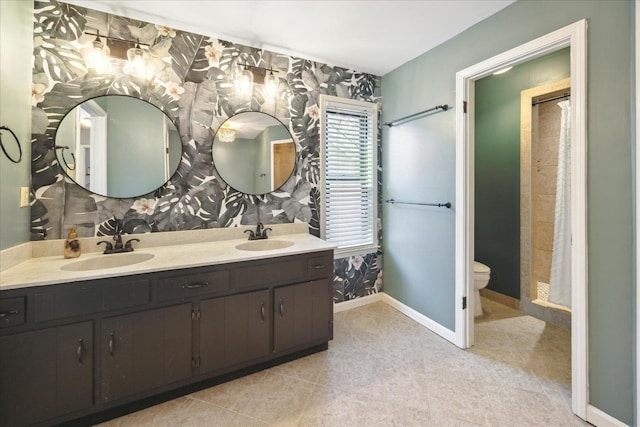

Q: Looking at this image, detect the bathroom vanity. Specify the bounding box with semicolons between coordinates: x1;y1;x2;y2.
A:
0;227;334;426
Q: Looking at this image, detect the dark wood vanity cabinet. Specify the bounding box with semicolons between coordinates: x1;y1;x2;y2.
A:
274;280;333;353
100;304;193;403
199;289;271;374
0;321;93;427
0;249;333;426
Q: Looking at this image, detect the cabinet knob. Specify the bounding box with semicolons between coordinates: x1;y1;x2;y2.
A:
260;302;265;323
278;298;284;319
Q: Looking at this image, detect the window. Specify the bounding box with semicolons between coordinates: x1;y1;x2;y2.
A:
320;95;378;257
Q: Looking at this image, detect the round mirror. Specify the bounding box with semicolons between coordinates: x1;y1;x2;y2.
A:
212;112;296;195
55;95;182;198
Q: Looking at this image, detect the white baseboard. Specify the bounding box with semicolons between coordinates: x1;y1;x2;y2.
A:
380;293;457;343
333;292;457;344
333;293;383;313
586;404;629;427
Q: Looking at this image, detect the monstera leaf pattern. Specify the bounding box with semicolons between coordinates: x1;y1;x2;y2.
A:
33;1;86;41
30;0;383;300
333;253;383;303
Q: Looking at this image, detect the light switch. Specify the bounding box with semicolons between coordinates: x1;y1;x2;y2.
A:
19;187;29;207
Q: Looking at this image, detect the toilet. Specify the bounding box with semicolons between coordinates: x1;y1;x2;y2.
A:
473;261;491;317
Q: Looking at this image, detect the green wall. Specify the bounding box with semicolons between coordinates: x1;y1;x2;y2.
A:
475;48;570;300
213;137;256;193
382;0;633;423
105;97;166;198
0;0;33;250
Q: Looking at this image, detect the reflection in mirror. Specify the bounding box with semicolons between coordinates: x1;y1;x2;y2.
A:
212;112;296;195
55;95;182;198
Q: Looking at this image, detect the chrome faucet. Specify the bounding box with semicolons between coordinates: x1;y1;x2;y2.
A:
98;220;140;254
245;222;272;240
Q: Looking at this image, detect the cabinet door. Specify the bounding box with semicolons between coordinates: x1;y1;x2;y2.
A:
0;321;93;426
200;290;270;374
273;279;332;353
101;304;192;403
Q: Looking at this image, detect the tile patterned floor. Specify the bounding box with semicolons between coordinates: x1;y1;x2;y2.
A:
97;298;588;426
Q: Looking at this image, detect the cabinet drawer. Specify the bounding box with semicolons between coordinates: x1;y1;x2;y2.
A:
0;297;25;328
34;284;101;322
33;278;150;322
102;279;150;311
156;270;229;301
307;253;333;278
235;256;307;289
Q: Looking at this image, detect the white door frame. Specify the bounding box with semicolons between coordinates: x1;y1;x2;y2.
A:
454;20;588;419
270;138;294;190
635;2;639;426
80;100;107;195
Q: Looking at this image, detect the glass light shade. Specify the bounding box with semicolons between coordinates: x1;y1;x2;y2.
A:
127;46;150;80
237;68;254;97
217;125;236;143
232;63;244;81
264;71;278;98
216;68;233;89
86;39;110;74
219;71;234;89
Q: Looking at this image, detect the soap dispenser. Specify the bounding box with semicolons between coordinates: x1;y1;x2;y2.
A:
64;226;81;259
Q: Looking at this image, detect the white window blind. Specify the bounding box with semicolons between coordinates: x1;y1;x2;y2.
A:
320;96;378;256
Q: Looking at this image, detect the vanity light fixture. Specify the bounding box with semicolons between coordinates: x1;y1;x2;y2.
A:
235;63;279;98
217;123;236;143
126;41;150;80
219;71;234;89
264;70;278;98
83;31;151;78
235;64;254;97
84;30;111;75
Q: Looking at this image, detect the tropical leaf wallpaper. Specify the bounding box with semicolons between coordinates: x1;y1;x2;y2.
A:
29;0;382;302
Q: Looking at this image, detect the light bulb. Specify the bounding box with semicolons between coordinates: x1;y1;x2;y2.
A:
219;71;234;89
86;33;110;74
237;67;254;97
127;45;149;80
264;71;278;98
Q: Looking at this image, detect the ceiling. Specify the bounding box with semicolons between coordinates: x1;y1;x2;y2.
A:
65;0;515;76
229;112;282;140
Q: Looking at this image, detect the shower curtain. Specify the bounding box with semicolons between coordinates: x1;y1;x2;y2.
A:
549;100;571;309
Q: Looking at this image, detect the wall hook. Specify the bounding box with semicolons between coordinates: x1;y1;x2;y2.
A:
55;145;76;171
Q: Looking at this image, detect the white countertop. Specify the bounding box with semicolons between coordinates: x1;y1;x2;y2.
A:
0;225;334;291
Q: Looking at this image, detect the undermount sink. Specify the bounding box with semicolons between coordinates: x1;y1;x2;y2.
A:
235;239;294;251
61;252;155;272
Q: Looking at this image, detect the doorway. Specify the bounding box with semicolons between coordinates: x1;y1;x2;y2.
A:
271;138;295;189
455;20;587;419
75;100;107;194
